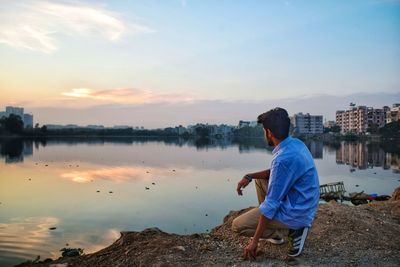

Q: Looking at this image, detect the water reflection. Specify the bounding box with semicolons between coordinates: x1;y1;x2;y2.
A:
60;165;189;183
336;142;400;172
0;217;58;266
0;137;399;267
0;139;33;163
304;141;323;159
1;138;399;171
0;217;119;267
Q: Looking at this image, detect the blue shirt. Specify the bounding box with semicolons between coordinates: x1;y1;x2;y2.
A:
259;136;320;229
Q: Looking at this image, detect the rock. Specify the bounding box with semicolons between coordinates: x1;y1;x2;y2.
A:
285;256;300;266
200;244;214;251
191;233;201;238
60;248;83;257
392;187;400;201
141;227;163;235
174;246;185;252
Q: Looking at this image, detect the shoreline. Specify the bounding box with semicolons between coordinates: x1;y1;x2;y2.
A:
17;187;400;267
1;132;398;141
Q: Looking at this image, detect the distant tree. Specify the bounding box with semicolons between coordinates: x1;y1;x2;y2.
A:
379;121;400;138
40;125;48;133
324;125;341;133
343;133;358;141
233;125;264;138
1;114;24;134
195;126;210;138
331;125;341;133
366;123;379;134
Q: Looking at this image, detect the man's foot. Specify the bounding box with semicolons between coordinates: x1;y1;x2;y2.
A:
260;236;285;245
288;227;309;257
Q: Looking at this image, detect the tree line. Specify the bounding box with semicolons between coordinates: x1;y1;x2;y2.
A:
1;114;398;139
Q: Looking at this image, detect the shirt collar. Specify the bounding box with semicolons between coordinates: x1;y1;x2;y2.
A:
272;136;292;154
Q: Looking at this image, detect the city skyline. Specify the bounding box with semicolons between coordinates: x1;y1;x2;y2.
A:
1;0;399;127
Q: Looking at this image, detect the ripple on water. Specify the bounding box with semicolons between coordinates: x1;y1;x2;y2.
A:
0;217;59;267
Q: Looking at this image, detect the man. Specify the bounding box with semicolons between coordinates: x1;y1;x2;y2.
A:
232;107;320;260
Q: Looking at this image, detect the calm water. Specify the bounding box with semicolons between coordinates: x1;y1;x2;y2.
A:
0;137;399;266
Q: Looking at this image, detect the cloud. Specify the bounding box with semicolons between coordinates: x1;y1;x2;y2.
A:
0;1;153;53
60;165;189;183
61;166;144;183
28;92;400;127
61;88;194;105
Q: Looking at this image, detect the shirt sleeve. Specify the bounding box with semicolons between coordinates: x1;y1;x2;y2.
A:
259;160;294;220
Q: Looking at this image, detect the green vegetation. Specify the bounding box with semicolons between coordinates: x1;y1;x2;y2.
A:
1;116;399;141
233;125;264;138
324;125;341;133
379;121;400;139
0;114;24;134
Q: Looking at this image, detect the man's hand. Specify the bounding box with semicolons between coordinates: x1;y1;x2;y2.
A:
236;177;250;196
243;238;258;261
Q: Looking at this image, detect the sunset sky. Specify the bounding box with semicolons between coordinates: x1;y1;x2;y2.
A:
0;0;399;127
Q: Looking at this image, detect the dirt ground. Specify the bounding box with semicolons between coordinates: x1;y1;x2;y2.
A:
17;187;400;267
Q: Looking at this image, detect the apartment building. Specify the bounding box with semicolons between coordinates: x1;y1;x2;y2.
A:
336;105;389;134
291;113;323;134
386;104;400;124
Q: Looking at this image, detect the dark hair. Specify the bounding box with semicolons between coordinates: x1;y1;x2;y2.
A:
257;107;290;140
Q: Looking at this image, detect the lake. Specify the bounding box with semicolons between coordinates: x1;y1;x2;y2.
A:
0;137;399;266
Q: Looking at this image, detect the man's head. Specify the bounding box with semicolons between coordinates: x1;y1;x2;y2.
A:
257;107;290;146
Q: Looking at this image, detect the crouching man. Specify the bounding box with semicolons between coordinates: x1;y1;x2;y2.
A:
232;108;320;260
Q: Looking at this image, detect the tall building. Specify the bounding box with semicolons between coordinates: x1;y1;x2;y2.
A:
6;106;24;118
386;104;400;124
367;106;389;129
291;113;323;134
2;106;34;128
23;114;34;128
336;105;389;134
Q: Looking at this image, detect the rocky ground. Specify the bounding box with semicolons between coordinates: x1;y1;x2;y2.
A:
17;188;400;267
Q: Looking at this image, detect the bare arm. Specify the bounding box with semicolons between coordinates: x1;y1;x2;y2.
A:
243;215;269;260
246;169;270;180
236;169;270;196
